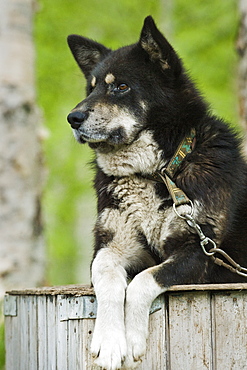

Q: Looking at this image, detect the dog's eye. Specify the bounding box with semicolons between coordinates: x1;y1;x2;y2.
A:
117;83;129;92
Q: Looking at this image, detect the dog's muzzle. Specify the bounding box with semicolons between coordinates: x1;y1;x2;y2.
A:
67;110;109;145
67;111;88;129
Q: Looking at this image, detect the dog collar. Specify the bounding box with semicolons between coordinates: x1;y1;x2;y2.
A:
147;128;196;206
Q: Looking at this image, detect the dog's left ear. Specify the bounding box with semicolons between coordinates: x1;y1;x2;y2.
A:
67;35;111;79
140;16;181;75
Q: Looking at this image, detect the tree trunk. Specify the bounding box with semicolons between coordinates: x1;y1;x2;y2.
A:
238;0;247;141
0;0;45;297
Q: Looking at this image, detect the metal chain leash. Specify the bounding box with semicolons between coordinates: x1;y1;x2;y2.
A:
153;129;247;279
173;203;247;278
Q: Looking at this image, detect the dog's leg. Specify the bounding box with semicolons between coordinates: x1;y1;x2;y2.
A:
123;250;207;369
91;247;128;370
123;266;166;369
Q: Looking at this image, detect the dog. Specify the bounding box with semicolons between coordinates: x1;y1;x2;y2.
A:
67;16;247;369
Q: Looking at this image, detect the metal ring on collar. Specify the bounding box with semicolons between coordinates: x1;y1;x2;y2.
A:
173;200;194;219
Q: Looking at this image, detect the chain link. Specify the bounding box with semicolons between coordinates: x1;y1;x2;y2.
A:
184;214;217;256
173;204;247;278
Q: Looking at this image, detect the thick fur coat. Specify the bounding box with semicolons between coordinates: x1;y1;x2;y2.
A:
67;16;247;370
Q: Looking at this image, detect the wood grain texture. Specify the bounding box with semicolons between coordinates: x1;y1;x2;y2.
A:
212;291;247;369
4;285;247;369
6;283;247;296
168;291;212;369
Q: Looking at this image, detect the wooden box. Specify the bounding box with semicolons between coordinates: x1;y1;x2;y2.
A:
4;283;247;369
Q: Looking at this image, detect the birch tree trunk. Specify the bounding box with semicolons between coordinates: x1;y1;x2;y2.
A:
0;0;45;298
238;0;247;144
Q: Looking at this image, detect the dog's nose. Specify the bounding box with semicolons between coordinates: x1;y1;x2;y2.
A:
67;111;88;129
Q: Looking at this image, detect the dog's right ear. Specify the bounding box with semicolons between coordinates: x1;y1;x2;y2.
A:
67;35;111;78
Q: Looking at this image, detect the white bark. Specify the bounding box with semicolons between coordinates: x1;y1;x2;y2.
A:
0;0;45;297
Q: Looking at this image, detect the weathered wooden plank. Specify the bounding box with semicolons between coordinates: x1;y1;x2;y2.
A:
82;319;95;370
68;319;81;370
47;296;57;370
28;296;38;370
6;282;247;296
5;297;20;370
37;295;48;370
168;283;247;292
168;291;212;369
140;294;167;369
7;284;95;296
77;319;87;370
20;296;31;370
57;296;69;370
212;291;247;369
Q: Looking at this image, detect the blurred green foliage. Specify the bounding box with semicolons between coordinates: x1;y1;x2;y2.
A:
34;0;239;286
172;0;239;125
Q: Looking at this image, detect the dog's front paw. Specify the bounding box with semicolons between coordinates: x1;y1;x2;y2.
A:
122;357;141;370
122;331;146;369
91;329;127;370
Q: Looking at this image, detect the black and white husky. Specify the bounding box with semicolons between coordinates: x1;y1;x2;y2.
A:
67;16;247;369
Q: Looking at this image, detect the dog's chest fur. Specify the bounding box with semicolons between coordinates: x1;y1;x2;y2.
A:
95;130;190;267
96;175;166;265
112;176;165;240
96;131;163;236
96;130;163;177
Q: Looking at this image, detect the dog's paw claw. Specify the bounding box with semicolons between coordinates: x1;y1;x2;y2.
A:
122;356;142;369
91;330;126;370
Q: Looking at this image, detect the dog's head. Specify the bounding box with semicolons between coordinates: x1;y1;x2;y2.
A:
67;16;197;152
